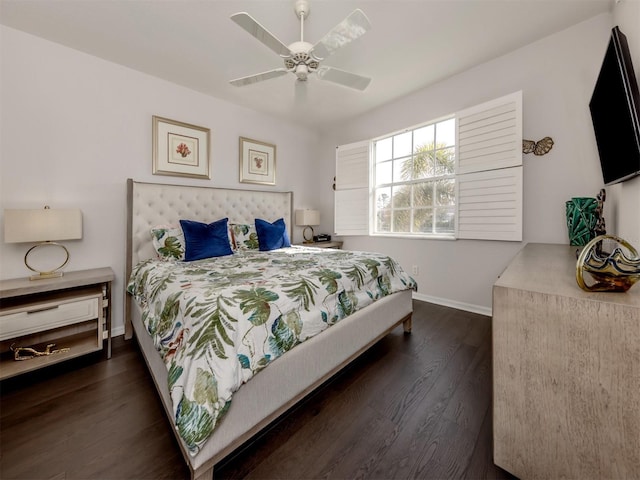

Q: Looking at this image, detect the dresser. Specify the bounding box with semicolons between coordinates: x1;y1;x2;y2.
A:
0;267;114;380
492;243;639;479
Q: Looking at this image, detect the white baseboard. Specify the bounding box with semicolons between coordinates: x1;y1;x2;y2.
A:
111;325;125;337
412;291;492;317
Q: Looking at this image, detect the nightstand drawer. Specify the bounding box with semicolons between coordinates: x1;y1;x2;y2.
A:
0;294;101;341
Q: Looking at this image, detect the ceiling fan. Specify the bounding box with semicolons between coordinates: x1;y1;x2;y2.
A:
229;0;372;91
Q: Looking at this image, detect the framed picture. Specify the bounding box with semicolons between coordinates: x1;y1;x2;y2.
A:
239;137;276;185
152;116;211;179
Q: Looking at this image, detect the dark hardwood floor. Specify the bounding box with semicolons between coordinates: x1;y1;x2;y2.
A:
0;301;516;480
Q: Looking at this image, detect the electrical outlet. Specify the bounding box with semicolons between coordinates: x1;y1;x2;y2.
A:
411;265;419;275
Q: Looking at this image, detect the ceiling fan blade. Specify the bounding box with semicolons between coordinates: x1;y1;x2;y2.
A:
231;12;292;57
311;9;371;60
316;66;371;91
230;68;289;87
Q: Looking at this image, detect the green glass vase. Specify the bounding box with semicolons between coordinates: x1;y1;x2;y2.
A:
566;197;598;246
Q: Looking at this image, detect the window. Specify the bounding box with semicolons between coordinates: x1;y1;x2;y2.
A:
373;118;456;236
335;91;523;242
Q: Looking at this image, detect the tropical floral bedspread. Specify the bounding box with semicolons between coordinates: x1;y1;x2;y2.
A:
127;246;416;454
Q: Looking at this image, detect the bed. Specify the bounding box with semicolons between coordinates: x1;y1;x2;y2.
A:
124;178;415;480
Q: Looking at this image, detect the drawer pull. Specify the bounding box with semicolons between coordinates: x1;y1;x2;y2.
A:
27;306;60;314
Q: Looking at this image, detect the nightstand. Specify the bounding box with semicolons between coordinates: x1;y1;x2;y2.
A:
298;241;343;249
0;267;114;380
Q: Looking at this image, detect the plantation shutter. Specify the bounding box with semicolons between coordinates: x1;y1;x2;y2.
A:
455;91;523;241
335;140;370;235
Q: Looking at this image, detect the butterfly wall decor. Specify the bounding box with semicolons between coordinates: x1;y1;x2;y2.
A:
523;136;554;156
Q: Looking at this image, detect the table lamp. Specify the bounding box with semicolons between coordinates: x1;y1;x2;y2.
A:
295;209;320;244
4;206;83;280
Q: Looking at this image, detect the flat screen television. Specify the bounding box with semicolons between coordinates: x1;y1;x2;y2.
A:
589;26;640;185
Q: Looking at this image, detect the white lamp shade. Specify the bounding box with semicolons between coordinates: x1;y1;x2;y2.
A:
4;208;83;243
295;209;320;226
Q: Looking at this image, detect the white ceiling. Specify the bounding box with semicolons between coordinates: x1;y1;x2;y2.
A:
1;0;612;129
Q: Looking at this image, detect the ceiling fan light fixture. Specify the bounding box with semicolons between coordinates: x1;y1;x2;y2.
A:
295;64;309;81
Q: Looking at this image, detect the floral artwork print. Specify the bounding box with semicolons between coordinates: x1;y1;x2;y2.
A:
248;149;268;175
176;143;191;158
169;135;197;165
127;246;417;454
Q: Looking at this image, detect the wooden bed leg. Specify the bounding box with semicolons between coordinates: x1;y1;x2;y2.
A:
403;315;412;334
193;465;214;480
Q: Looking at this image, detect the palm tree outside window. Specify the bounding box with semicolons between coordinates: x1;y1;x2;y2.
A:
373;118;456;236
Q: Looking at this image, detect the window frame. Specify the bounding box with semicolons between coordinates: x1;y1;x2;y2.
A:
371;115;457;239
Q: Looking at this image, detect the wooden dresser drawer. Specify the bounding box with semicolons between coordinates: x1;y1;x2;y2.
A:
0;294;101;341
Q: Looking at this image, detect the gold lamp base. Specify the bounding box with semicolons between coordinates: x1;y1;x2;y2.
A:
302;226;315;243
29;271;65;281
25;242;69;281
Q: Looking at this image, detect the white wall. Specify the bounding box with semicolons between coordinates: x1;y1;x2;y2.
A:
0;26;321;335
318;12;623;313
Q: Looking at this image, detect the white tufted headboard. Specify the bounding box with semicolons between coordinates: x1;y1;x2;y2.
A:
124;178;293;337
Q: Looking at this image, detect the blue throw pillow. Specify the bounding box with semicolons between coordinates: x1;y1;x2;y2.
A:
179;218;233;261
255;218;291;251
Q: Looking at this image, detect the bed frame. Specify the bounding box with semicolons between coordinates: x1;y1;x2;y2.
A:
124;178;413;480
